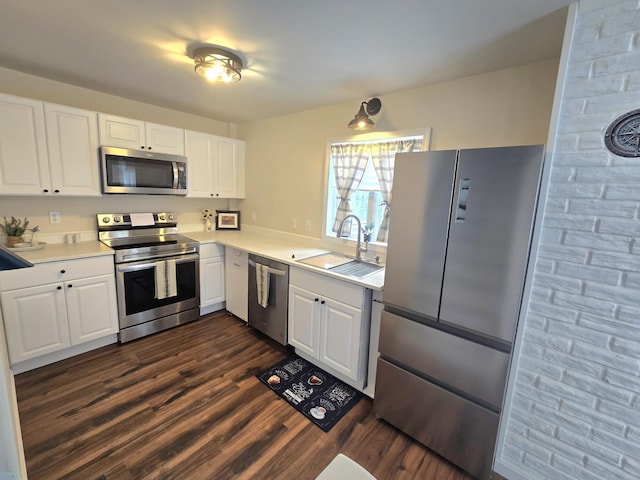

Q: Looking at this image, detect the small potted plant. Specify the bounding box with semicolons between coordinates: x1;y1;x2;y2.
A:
1;216;39;247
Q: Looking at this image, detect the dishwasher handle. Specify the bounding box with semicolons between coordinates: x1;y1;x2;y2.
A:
248;259;287;276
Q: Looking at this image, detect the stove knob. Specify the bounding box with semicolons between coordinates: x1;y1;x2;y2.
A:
102;217;110;223
168;214;174;221
113;216;121;223
158;214;165;221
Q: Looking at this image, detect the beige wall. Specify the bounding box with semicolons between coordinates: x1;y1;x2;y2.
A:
238;59;559;239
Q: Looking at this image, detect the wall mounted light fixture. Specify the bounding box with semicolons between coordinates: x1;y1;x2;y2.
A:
193;46;243;83
348;98;382;130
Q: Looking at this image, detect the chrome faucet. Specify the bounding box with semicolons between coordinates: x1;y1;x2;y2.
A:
337;214;367;260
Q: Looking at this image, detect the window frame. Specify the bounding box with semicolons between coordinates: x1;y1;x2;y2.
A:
322;128;431;250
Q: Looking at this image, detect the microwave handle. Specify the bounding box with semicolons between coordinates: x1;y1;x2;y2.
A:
172;162;179;189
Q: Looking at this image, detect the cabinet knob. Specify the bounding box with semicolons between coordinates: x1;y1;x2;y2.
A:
54;189;60;193
43;189;49;193
216;193;220;197
210;193;214;196
60;269;66;274
67;284;73;288
57;286;62;290
314;298;319;302
321;300;325;304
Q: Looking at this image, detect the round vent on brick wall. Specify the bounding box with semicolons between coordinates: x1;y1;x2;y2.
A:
604;108;640;157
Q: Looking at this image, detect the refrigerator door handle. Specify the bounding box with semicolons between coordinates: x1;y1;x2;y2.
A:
454;178;471;223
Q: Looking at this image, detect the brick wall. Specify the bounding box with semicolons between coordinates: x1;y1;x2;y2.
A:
495;1;640;479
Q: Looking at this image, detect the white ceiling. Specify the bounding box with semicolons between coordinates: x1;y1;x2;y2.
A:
0;0;572;124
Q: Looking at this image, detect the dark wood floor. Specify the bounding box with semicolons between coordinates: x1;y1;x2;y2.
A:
14;312;473;480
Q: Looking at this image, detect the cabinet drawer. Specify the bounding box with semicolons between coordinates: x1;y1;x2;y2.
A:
200;243;225;259
225;246;247;260
290;267;364;309
0;255;114;290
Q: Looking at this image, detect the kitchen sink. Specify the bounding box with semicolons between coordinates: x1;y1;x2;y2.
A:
328;260;383;278
298;252;383;278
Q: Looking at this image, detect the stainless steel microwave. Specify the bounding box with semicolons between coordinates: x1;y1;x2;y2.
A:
100;146;188;195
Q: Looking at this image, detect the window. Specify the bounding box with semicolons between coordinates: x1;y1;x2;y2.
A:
324;133;424;244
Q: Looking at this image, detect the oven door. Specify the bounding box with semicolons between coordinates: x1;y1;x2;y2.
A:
115;253;200;329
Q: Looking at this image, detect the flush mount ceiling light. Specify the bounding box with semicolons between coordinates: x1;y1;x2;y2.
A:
348;98;382;130
193;46;243;83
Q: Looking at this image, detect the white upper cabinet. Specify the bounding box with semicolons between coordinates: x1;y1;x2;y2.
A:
185;129;245;198
0;93;50;195
145;122;186;155
98;113;185;155
213;136;245;198
185;130;215;198
0;94;101;196
44;103;101;196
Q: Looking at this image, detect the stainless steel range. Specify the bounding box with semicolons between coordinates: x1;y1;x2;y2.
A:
97;212;200;343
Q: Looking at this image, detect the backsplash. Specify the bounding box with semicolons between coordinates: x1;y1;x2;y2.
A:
496;1;640;479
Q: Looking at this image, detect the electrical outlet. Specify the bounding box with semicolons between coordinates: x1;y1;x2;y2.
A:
251;211;256;221
305;219;312;232
291;217;297;229
49;211;61;224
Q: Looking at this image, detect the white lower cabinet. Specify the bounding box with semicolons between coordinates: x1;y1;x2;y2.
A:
0;256;118;366
288;267;372;390
199;243;226;315
224;247;248;321
1;283;70;361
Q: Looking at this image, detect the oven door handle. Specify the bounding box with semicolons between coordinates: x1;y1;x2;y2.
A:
118;247;198;263
117;253;200;272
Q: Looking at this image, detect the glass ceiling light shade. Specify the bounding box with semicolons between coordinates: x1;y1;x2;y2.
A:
348;97;382;130
193;46;243;83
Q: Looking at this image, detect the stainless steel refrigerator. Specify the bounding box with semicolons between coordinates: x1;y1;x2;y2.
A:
373;145;544;479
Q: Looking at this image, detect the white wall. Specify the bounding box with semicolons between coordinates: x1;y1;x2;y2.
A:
496;1;640;479
238;59;560;238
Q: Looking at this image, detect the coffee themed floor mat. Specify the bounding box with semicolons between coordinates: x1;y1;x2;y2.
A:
257;355;362;432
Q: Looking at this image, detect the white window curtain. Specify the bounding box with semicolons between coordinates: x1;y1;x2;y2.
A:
331;143;371;233
370;139;417;242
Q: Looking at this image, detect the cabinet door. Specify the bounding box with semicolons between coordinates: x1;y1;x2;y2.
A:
319;297;362;381
0;284;70;364
65;274;118;345
44;103;101;196
145;122;185;155
0;93;50;195
213;136;245;198
98;113;145;150
288;284;320;357
200;256;225;307
224;248;248;321
185;130;214;198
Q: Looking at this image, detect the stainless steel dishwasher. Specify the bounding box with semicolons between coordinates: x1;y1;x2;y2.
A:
248;254;289;345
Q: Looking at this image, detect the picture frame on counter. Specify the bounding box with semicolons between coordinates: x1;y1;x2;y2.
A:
216;210;241;230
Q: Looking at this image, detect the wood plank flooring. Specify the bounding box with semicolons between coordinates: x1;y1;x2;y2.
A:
14;312;474;480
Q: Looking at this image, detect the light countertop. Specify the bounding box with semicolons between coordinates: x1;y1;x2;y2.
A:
185;230;385;291
5;231;384;290
7;241;114;264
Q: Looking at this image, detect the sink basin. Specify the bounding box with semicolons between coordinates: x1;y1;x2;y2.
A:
298;252;383;278
329;260;383;278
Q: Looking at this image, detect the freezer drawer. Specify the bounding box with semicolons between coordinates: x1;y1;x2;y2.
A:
374;358;499;480
379;309;509;410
